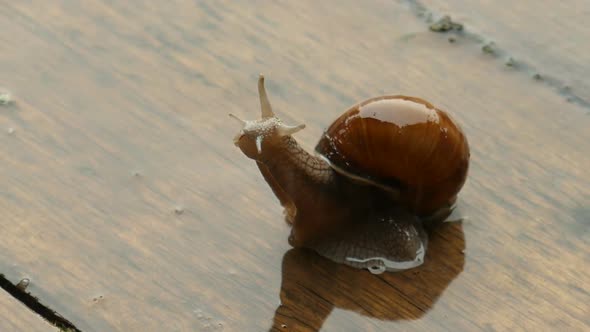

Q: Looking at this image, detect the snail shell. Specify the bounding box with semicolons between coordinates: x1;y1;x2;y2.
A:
316;96;470;216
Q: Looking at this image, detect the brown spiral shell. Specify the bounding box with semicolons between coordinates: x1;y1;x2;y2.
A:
315;95;470;215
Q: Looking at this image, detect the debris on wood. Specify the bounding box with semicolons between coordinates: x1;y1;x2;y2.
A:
16;278;30;291
482;42;496;54
0;89;13;105
505;57;517;67
429;15;463;32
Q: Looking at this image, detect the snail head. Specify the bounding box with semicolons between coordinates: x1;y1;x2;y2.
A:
230;75;305;160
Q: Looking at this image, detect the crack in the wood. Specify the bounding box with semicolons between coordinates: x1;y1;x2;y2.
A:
0;274;81;332
400;0;590;112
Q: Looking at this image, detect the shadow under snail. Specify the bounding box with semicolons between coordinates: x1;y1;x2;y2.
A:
231;75;470;274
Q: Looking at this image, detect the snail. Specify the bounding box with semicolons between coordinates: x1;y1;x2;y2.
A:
231;75;469;274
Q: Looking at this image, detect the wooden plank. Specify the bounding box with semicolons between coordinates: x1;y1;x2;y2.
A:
0;290;57;332
0;1;588;331
418;0;590;103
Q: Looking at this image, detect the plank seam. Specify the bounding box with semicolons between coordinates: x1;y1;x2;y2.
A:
0;274;81;332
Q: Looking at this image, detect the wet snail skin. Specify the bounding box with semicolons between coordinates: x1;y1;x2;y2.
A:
231;75;469;274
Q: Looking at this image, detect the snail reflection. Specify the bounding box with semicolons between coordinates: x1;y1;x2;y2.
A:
231;75;469;273
270;222;465;331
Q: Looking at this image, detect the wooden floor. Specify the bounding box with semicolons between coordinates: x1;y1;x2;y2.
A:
0;289;56;331
0;1;588;331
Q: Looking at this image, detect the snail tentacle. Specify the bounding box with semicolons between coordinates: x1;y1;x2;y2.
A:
277;123;306;137
258;74;275;118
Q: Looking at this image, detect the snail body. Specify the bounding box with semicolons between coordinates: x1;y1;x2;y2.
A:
231;75;469;273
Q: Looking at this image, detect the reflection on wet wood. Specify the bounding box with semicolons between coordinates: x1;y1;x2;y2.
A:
271;222;465;331
0;290;56;332
0;0;588;331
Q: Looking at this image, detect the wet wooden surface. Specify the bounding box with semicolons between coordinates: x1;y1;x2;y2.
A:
0;1;588;331
419;0;590;102
0;290;56;331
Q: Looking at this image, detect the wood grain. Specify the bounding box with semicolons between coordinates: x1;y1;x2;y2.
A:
0;1;588;331
0;289;57;332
